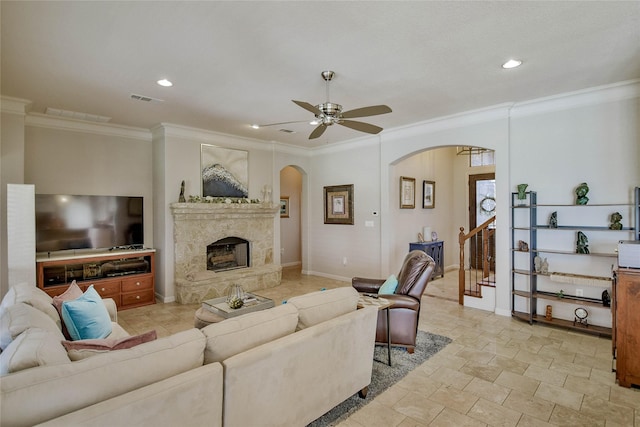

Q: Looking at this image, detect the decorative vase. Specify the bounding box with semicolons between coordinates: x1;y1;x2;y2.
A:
178;180;186;203
261;185;272;205
516;184;528;205
226;284;245;309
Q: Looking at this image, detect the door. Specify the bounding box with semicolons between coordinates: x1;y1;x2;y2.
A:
469;173;496;270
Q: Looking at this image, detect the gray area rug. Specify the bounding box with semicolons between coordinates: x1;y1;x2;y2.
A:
307;331;452;427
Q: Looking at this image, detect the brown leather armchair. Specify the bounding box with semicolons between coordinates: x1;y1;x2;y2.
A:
352;250;435;354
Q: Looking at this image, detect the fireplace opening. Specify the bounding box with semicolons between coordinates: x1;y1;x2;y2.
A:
207;237;250;272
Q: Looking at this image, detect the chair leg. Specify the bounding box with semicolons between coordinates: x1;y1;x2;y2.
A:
358;386;369;398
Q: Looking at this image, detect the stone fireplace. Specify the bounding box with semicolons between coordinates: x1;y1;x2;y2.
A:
171;202;281;303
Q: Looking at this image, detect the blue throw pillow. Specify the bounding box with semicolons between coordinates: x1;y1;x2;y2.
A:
61;285;112;341
378;274;398;295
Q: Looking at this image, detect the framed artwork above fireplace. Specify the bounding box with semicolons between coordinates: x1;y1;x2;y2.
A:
201;144;249;198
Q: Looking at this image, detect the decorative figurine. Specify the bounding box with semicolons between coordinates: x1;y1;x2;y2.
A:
545;305;553;321
609;212;623;230
575;182;589;205
549;211;558;228
602;289;611;307
417;232;425;243
518;240;529;252
178;180;186;203
541;258;549;274
576;231;590;254
534;255;542;273
516;184;528;204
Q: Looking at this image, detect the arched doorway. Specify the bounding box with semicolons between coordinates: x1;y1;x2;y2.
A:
279;166;303;268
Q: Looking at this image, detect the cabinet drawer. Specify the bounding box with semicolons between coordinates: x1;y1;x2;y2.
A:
89;280;121;297
121;289;155;307
121;276;153;293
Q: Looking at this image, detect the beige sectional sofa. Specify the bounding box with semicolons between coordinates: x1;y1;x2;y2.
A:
0;283;377;427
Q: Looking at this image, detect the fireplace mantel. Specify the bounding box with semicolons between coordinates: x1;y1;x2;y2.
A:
170;202;281;303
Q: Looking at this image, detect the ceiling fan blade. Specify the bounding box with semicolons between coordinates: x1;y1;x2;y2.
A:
292;100;323;116
341;105;392;119
309;124;327;139
256;120;308;128
339;120;383;135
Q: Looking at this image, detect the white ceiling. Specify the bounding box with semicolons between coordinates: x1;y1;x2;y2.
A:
2;1;639;148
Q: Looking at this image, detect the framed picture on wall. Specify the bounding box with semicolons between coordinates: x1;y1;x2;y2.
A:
324;184;354;225
200;144;249;198
422;180;435;209
400;176;416;209
280;196;290;218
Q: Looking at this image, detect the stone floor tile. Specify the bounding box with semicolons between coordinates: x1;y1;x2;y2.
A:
579;394;635;426
375;383;413;407
463;377;511;404
429;366;474;390
392;391;445;424
516;414;555;427
537;344;576;363
548;405;604;427
481;342;521;359
350;400;407;427
523;364;567;387
428;384;479;414
514;349;553;369
488;355;530;375
495;371;541;395
608;384;640;411
460;360;504;382
502;390;554;422
396;416;429;427
429;407;488;427
467;398;522;427
548;359;592;379
455;347;496;365
534;382;584;411
563;375;611;400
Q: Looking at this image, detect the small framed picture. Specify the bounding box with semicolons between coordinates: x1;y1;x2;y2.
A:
280;197;289;218
324;184;354;225
422;180;435;209
400;176;416;209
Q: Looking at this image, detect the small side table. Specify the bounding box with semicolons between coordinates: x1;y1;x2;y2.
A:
358;293;393;366
409;240;444;278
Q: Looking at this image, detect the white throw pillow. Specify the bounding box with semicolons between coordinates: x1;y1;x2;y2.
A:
287;287;358;330
0;303;64;350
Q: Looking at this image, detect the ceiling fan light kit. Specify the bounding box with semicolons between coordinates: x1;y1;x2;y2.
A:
290;70;392;139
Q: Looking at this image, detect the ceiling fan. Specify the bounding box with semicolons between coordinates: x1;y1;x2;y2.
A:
285;71;392;139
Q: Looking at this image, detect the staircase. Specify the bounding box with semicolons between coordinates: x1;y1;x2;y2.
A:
458;216;496;305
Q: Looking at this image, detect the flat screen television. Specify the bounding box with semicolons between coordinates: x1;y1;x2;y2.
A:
35;194;143;254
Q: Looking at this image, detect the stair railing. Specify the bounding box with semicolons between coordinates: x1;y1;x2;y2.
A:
458;216;496;305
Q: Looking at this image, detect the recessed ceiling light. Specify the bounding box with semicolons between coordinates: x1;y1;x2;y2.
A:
502;59;522;69
157;79;173;87
309;120;320;125
251;124;260;129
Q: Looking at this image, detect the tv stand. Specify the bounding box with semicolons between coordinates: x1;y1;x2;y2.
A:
36;249;156;310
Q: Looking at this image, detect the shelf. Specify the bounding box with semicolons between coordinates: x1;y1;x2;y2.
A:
534;225;635;231
512;311;611;338
512;290;531;298
532;248;617;257
534;291;609;308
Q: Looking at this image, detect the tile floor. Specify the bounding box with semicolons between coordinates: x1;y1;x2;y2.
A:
118;268;639;427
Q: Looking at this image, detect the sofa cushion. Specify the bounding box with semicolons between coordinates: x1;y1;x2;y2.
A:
379;274;398;295
61;285;112;341
0;282;60;329
287;287;358;330
202;303;298;364
0;328;70;374
53;281;84;339
0;303;64;350
62;330;157;361
0;328;206;427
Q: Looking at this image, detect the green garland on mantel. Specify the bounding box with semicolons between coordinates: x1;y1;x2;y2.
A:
187;195;261;204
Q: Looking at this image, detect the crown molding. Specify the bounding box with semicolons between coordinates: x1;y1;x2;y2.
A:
511;79;640;118
1;96;32;115
25;112;151;141
153;123;311;157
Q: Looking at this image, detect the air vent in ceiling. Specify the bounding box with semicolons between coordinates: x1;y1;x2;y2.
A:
279;129;295;134
130;93;164;103
45;107;111;123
